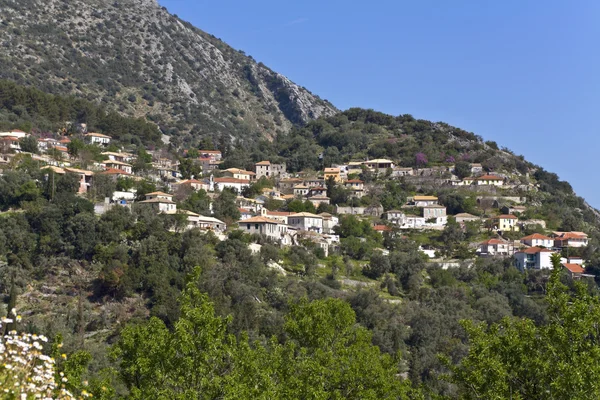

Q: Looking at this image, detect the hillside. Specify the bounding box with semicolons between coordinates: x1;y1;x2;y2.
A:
0;0;337;146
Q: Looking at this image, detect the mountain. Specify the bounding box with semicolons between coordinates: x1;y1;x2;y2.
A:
0;0;337;146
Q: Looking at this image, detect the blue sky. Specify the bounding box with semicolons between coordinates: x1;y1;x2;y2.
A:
159;0;600;206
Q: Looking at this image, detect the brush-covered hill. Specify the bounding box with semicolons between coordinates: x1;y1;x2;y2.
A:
0;0;337;145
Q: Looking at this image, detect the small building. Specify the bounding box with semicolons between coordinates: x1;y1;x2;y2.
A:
423;205;447;219
514;247;555;270
412;195;439;207
64;167;94;194
177;179;210;192
103;160;133;174
278;178;304;194
520;233;553;248
454;213;479;223
363;159;395;173
198;150;222;162
319;213;339;234
384;210;405;222
391;167;414;177
309;186;328;197
304;178;326;188
293;184;310;197
139;191;176;213
493;214;519;232
553;232;589;248
324;167;341;182
85;132;111;145
255;160;286;179
0;136;21;153
241;216;288;242
308;195;330;208
260;208;293;224
373;225;393;233
213;177;250;193
288;212;324;233
474;175;505;186
470;163;483;174
239;208;254;220
223;168;256;181
0;129;28;139
562;263;585;279
478;239;514;257
102;152;135;163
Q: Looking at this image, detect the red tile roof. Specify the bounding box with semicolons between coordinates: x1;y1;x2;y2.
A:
494;214;518;219
520;233;553;241
518;247;554;254
480;239;508;245
563;263;585;274
242;216;280;224
345;179;364;183
373;225;392;232
99;168;131;175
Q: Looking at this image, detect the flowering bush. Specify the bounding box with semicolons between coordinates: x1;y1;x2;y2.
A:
0;309;87;400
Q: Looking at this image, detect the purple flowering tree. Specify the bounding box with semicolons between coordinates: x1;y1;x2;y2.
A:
415;152;428;166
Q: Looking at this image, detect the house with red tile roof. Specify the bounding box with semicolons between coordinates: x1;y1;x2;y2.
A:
478;238;514;257
552;232;589;248
520;233;554;248
514;247;555;270
562;263;585;278
474;175;505;186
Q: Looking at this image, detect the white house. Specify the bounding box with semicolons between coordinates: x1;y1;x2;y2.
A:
241;216;288;242
85;132;111;145
288;212;324;233
103;160;133;174
384;210;405;222
319;212;339;234
553;232;589;248
139;191;177;213
412;196;439;207
478;239;514;257
474;175;504;186
213;177;250;193
223;168;256;181
514;247;555;270
520;233;554;248
0;130;27;139
454;213;480;223
293;185;310;197
362;159;395;173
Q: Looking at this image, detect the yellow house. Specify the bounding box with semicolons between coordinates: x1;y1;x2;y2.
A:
324;167;341;182
493;214;519;231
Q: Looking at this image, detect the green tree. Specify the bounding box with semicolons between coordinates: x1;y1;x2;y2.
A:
213;188;240;222
447;254;600;399
454;161;472;179
19;135;39;154
67;138;85;158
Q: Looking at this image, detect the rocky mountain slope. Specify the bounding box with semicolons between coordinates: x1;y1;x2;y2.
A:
0;0;337;145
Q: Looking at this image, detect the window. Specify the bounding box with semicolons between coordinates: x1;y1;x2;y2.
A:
255;224;259;230
247;224;250;230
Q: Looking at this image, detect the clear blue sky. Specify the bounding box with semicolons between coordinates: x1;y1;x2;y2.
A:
159;0;600;207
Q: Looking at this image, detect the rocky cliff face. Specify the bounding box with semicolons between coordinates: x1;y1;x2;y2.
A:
0;0;337;145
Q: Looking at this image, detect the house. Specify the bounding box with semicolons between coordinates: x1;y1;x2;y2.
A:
454;213;480;223
319;213;339;234
223;168;256;181
138;191;177;213
502;205;527;215
493;215;519;232
308;195;330;207
460;177;475;185
198;150;222;162
384;210;405;222
304;178;325;188
213;177;250;193
241;216;288;242
0;129;28;139
344;179;365;198
520;233;554;248
177;179;210;192
239;208;254;220
84;132;111;145
470;163;483;174
474;175;504;186
38;138;59;153
412;195;439;207
514;247;555;270
64;167;94;194
0;136;21;153
189;214;227;232
278;178;304;194
323;167;341;182
260;208;293;224
102;152;135;163
288;212;324;233
478;239;514;257
553;232;589;248
255;161;286;179
309;186;328;197
103;160;133;174
97;168;132;180
562;263;586;279
363;159;395;173
423;205;447;220
293;185;310;197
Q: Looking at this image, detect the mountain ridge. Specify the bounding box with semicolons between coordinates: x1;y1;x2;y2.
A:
0;0;337;146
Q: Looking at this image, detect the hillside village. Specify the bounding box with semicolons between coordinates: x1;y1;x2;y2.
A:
0;126;592;279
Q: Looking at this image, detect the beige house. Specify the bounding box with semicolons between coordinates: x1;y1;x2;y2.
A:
223;168;256;181
293;184;310;197
454;213;480;223
139;191;177;213
493;214;519;231
412;195;439;207
255;160;286;179
324;167;341;182
363;159;395;173
241;216;288;241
